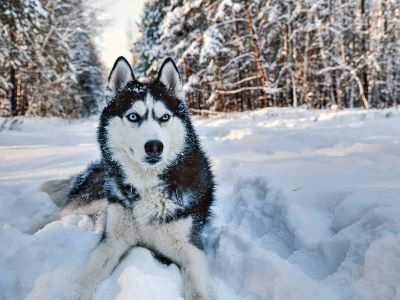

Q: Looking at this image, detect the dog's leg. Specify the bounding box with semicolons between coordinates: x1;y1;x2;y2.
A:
181;244;209;300
72;204;133;300
24;199;107;235
93;210;107;234
72;237;130;300
153;229;209;300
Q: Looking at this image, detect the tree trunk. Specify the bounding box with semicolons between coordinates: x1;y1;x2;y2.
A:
360;0;369;108
243;0;268;107
235;13;243;111
10;67;17;116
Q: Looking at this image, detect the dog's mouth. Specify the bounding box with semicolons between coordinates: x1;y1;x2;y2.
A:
126;148;163;166
145;156;162;165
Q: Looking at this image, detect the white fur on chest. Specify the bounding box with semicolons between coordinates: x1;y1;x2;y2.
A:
107;202;193;262
132;187;178;224
114;153;184;225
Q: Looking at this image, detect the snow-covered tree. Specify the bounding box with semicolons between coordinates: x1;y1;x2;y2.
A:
0;0;48;116
131;0;400;111
132;0;171;78
0;0;104;117
45;0;104;116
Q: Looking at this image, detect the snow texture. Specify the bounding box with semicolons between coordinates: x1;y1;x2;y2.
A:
1;108;400;300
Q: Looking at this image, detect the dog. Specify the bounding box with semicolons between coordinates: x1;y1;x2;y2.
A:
38;57;215;300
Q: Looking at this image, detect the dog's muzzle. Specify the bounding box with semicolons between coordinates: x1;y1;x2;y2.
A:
144;140;163;164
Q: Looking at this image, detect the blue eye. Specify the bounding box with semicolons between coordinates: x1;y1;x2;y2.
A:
160;114;171;122
126;112;139;122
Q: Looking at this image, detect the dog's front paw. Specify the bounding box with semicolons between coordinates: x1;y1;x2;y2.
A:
70;293;90;300
186;294;208;300
185;287;208;300
70;286;92;300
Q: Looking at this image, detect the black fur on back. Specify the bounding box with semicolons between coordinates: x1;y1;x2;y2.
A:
67;161;107;205
68;77;215;250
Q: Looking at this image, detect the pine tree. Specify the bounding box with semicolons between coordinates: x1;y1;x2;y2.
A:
132;0;171;78
160;0;210;109
132;0;400;111
0;0;48;116
0;0;104;117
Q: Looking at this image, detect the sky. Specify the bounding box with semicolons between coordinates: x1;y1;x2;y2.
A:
96;0;146;69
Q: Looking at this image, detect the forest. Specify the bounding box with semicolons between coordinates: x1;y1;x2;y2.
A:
1;0;399;117
0;0;103;117
132;0;400;111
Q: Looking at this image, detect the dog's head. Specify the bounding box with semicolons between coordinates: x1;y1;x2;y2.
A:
98;57;188;170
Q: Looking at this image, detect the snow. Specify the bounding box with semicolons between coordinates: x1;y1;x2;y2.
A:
1;107;400;300
200;27;224;64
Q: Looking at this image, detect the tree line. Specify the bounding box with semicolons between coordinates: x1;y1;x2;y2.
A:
132;0;400;111
0;0;104;117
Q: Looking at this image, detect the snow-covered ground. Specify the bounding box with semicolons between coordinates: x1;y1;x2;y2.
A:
1;108;400;300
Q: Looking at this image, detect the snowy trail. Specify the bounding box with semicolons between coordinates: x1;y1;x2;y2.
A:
1;108;400;300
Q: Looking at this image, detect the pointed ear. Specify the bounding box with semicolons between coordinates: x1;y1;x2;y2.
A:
157;58;184;100
105;56;134;99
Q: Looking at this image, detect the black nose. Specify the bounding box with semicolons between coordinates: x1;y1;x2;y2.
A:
144;140;163;156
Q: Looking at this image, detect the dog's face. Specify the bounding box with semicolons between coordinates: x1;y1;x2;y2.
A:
99;57;187;169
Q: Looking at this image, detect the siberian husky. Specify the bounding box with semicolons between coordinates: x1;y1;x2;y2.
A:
38;57;215;300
